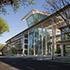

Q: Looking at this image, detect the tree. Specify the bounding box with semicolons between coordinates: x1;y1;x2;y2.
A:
0;43;5;55
0;43;4;50
44;0;70;27
11;47;17;55
0;17;9;34
0;0;35;13
55;46;61;54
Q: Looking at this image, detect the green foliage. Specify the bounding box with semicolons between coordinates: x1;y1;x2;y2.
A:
27;0;36;4
16;44;21;49
0;17;9;34
55;46;61;54
11;47;17;54
0;0;35;13
0;43;4;50
45;0;70;12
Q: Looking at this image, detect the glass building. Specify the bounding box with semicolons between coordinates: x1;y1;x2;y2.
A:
22;9;61;56
22;8;70;56
4;6;70;57
22;9;50;27
60;26;70;56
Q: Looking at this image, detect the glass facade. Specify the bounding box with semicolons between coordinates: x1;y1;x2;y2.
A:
61;27;70;41
5;34;23;56
5;6;70;57
26;13;47;27
61;27;70;56
27;19;53;56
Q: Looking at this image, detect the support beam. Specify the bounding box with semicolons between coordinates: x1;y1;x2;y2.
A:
22;35;25;56
33;30;36;56
41;36;44;55
28;31;29;56
45;28;48;55
51;22;57;59
60;44;64;56
33;42;35;56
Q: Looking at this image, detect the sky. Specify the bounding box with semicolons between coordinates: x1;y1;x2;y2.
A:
0;0;47;44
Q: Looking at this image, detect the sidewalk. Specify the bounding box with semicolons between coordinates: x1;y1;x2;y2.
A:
0;62;19;70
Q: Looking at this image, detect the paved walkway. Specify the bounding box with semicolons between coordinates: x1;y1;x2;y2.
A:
0;62;19;70
0;56;70;70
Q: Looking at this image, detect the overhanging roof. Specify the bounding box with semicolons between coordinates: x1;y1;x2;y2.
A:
21;9;50;20
6;4;70;43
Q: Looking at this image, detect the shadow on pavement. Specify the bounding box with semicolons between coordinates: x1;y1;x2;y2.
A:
0;57;70;70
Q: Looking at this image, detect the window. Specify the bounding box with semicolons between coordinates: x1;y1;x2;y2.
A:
24;50;28;55
24;34;28;38
24;39;28;43
26;15;34;27
24;45;28;49
62;27;70;33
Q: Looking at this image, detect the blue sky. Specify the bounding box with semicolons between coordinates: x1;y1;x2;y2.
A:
0;0;48;44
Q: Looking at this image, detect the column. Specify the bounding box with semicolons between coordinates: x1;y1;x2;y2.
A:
41;36;43;55
33;42;35;56
60;29;64;56
60;44;64;56
51;23;56;59
22;35;25;56
28;31;29;56
41;24;44;55
33;30;35;56
45;28;48;55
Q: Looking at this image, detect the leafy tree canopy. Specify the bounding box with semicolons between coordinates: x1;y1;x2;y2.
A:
0;17;9;34
0;0;35;13
0;43;4;50
44;0;70;12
